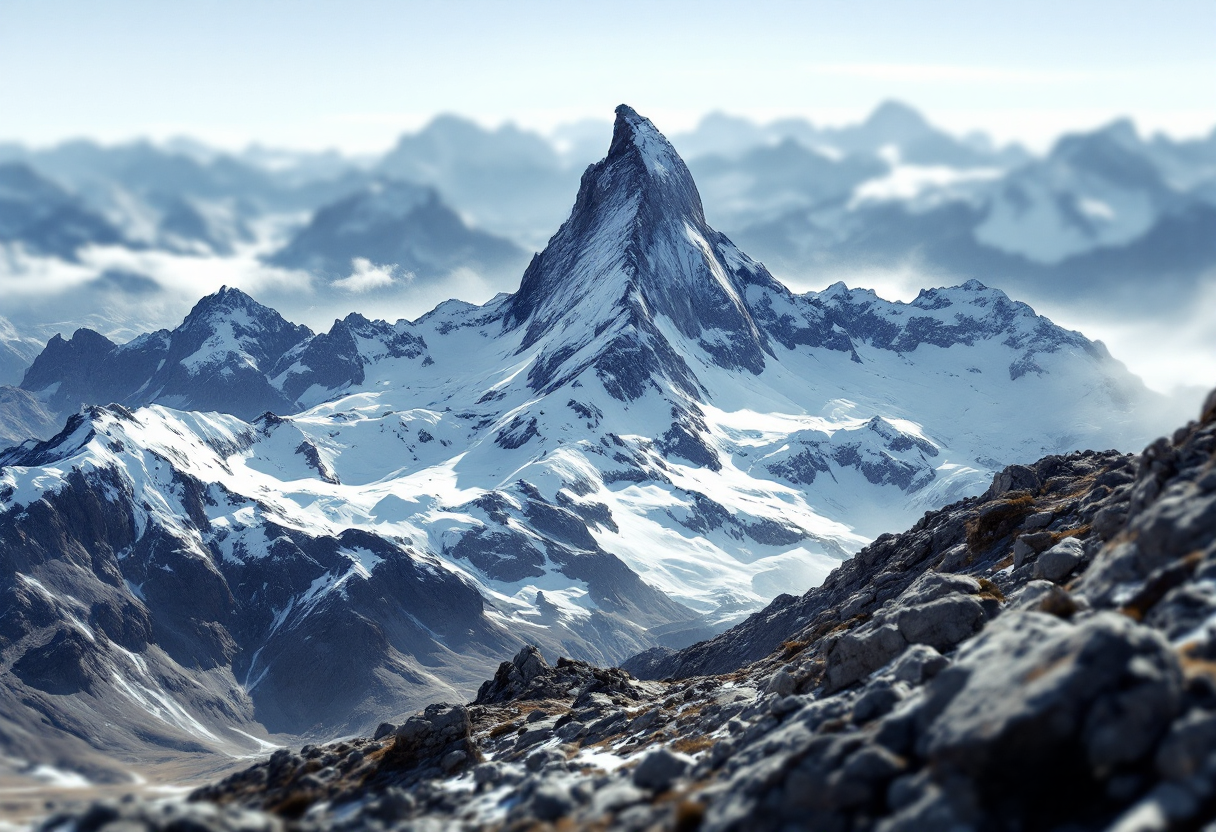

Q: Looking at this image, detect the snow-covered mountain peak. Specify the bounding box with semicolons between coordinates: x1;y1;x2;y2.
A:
908;278;1005;308
506;105;791;401
608;104;692;184
183;285;286;323
176;286;312;369
0;108;1174;767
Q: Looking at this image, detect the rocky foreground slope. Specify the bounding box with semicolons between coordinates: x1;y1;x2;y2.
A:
37;389;1216;831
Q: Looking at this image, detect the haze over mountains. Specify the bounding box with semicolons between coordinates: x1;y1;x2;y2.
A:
0;107;1174;792
0;99;1213;410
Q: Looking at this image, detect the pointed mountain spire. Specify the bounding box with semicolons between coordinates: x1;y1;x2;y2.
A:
505;105;784;401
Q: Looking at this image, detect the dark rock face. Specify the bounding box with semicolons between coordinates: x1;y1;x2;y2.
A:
0;425;520;759
475;645;645;706
765;416;940;492
0;385;59;446
273;312;429;402
441;488;700;661
12;627;101;694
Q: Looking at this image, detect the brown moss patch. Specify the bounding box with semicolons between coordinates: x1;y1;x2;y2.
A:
674;799;707;832
781;639;809;659
976;577;1005;602
1180;652;1216;681
818;717;848;734
489;720;520;739
266;790;319;819
1023;650;1077;683
1049;524;1091;543
1038;590;1079;619
588;732;627;750
966;494;1035;552
671;736;714;755
675;704;705;727
827;612;872;636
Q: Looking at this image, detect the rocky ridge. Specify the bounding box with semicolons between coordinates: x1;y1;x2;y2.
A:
42;388;1216;831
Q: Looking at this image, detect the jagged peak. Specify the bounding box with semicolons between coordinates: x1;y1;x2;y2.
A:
66;328;115;347
607;105;688;180
509;105;712;328
817;282;880;303
182;286;303;332
190;285;258;312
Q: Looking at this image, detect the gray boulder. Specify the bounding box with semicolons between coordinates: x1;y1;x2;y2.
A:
1033;537;1085;581
920;611;1182;781
894;572;981;607
889;644;949;685
765;669;797;697
894;594;987;651
825;624;907;691
632;747;693;791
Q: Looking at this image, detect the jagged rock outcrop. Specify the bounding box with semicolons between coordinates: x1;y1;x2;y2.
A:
475;645;646;706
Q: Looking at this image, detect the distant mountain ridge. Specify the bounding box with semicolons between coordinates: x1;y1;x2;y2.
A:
21;287;311;421
268;178;527;285
0;162;125;258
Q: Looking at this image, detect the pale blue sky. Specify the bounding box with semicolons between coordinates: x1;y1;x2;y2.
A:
2;0;1214;151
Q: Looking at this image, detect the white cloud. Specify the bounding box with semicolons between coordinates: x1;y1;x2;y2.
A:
331;258;410;293
0;240;316;343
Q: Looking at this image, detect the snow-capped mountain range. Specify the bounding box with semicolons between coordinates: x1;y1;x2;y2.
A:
717;114;1216;315
3;101;1213;367
0;106;1165;779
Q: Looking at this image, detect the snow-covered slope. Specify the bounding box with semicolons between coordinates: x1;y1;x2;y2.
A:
0;106;1164;774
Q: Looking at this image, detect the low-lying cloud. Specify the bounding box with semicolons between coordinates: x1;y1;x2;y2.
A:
331;258;412;293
